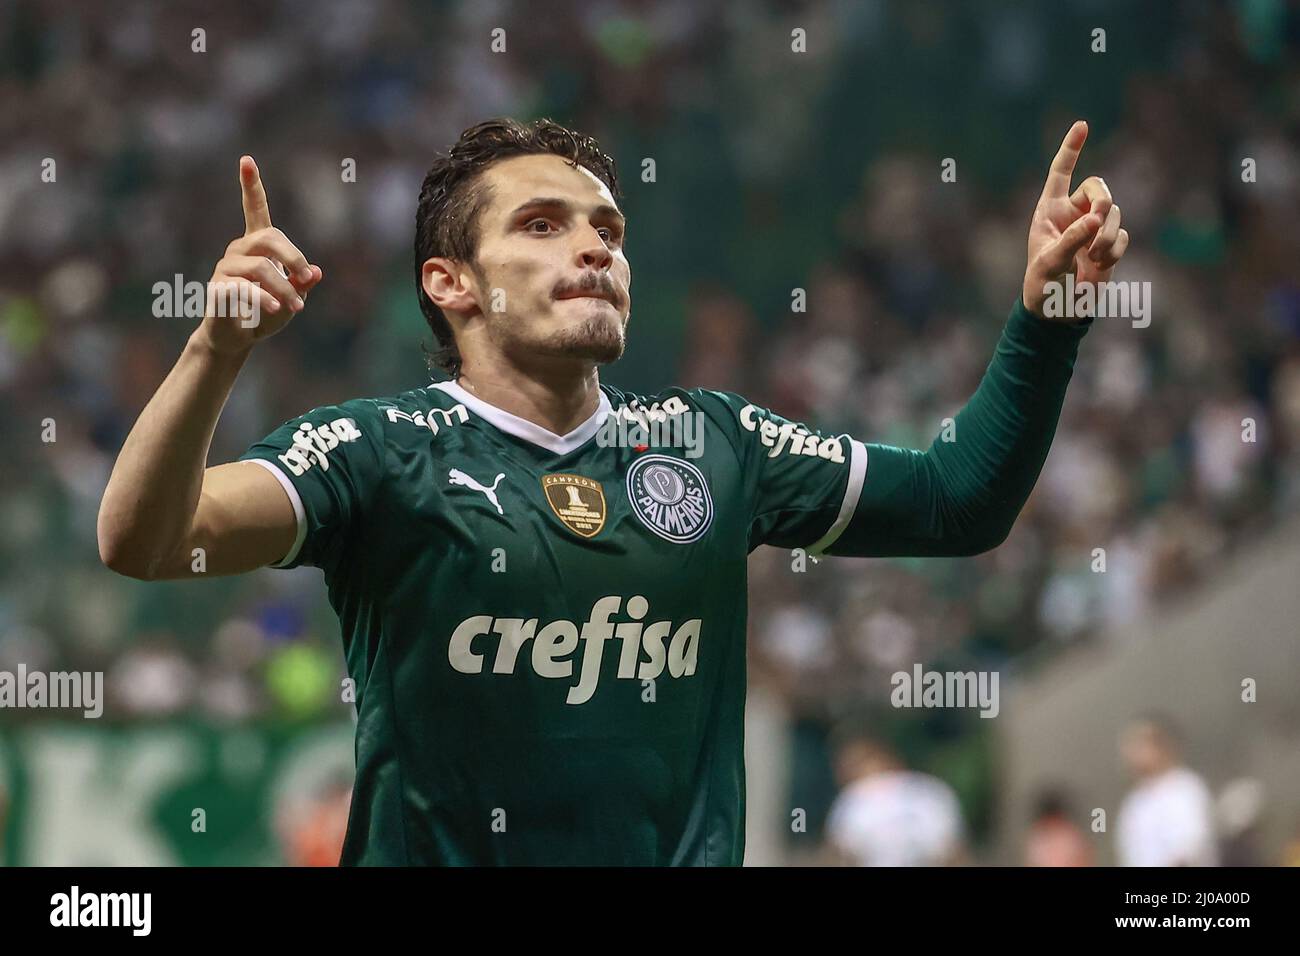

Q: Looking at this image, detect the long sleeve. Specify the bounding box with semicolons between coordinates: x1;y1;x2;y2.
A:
827;299;1091;558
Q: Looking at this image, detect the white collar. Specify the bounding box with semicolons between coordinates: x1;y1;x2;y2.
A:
430;380;611;455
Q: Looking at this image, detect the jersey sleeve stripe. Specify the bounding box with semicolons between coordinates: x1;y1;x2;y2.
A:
808;438;868;556
245;457;308;568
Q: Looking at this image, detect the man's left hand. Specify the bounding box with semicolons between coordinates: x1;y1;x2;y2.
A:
1022;120;1130;320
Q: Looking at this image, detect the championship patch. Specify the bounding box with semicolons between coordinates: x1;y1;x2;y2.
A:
542;474;607;538
626;455;713;544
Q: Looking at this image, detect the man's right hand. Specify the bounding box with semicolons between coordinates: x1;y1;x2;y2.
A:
197;156;323;354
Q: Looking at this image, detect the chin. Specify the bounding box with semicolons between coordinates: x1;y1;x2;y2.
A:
545;313;626;364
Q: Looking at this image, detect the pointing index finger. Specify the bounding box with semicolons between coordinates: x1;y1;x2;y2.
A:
1040;120;1088;201
240;155;272;235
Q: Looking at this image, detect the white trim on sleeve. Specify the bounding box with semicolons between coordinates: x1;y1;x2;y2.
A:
808;438;868;556
246;457;308;568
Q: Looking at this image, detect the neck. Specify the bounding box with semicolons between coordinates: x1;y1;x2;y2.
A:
861;759;899;779
1142;760;1177;780
456;354;602;436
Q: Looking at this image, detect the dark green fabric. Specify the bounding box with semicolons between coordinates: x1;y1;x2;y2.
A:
831;300;1091;558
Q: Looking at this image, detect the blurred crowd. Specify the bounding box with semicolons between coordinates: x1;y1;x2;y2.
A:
823;715;1299;866
1;0;1299;862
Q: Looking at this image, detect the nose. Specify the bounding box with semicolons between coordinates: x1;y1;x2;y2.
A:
576;223;613;271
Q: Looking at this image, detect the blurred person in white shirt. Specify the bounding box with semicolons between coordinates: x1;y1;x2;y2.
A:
1116;715;1218;867
826;731;965;866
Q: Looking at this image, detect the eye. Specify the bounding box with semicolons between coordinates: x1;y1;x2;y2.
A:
598;226;623;245
525;219;554;234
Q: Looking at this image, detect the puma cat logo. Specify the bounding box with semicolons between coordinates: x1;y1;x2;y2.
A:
448;468;506;515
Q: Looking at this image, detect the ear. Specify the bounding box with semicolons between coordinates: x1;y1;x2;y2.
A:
421;257;480;315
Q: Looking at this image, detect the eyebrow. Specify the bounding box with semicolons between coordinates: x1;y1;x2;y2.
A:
508;196;625;226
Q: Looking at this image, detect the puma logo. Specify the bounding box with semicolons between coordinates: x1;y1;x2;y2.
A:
448;468;506;515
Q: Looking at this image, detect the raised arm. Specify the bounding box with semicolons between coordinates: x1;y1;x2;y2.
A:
97;157;323;580
828;122;1130;558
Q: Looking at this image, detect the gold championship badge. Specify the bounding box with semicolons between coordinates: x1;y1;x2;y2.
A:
542;474;607;538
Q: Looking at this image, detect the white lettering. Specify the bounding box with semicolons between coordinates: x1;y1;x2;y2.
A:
447;598;702;704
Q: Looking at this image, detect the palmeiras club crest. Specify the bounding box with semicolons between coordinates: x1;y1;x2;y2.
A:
626;455;713;544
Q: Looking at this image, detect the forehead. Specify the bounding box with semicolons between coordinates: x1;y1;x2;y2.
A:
478;153;620;220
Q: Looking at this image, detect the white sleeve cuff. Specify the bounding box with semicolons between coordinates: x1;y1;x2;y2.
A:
245;458;308;568
808;438;868;556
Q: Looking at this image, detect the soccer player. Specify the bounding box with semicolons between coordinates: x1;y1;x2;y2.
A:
98;117;1128;865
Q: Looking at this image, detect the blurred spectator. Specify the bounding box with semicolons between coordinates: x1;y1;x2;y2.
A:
107;636;199;717
1116;715;1218;867
1216;777;1266;867
826;730;965;866
279;776;352;867
1024;788;1093;867
1281;818;1300;867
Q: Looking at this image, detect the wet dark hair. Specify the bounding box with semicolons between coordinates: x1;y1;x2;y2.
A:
413;117;621;377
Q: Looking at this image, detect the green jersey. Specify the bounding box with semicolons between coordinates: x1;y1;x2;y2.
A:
240;381;863;865
237;300;1090;865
